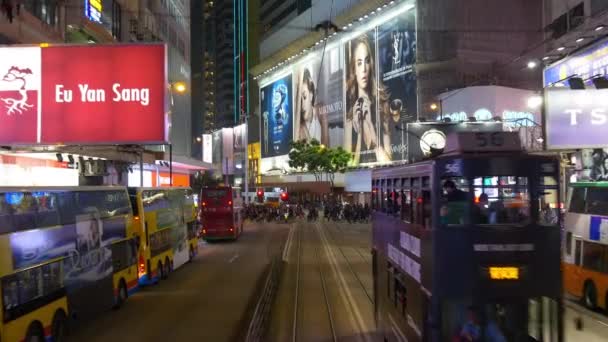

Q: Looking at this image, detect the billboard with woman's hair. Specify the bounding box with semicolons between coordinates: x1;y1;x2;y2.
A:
294;47;345;148
344;31;385;165
258;2;417;166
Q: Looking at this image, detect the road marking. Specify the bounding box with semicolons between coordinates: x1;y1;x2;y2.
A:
283;223;296;262
565;300;608;328
317;222;372;342
228;254;240;263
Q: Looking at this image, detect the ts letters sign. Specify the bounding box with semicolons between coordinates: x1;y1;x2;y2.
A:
0;44;167;145
545;89;608;149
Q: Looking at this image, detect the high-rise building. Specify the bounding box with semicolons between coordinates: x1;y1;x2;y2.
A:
260;0;312;37
192;0;235;133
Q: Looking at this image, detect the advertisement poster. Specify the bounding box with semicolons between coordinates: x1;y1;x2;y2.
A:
202;134;212;164
344;31;381;165
407;123;502;162
222;127;234;175
261;75;293;158
294;47;344;147
212;130;222;166
378;9;417;162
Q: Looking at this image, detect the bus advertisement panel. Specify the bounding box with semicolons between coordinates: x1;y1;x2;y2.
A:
0;187;138;342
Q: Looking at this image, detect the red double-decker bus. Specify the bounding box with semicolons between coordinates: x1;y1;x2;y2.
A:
199;187;243;241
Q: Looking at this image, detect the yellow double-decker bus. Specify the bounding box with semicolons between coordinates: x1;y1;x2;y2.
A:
128;187;198;285
0;186;138;342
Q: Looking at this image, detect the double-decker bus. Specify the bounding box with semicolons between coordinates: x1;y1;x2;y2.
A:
563;182;608;311
199;187;243;241
129;187;198;286
0;186;138;342
372;132;563;342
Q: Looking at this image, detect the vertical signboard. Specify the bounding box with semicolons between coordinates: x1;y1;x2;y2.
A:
222;127;234;175
344;30;382;165
378;9;417;162
202;134;212;164
260;75;293;158
294;47;344;147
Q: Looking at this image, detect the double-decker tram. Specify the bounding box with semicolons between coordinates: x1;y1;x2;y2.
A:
128;187;198;286
372;132;563;342
0;186;138;342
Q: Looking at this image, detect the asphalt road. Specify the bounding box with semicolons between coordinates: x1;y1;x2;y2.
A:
66;221;289;342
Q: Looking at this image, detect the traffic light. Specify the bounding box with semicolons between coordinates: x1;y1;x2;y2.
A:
280;192;289;202
257;189;264;202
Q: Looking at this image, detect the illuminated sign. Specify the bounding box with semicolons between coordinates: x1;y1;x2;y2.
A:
437;110;536;127
544;38;608;87
0;44;167;144
85;0;103;24
488;267;519;280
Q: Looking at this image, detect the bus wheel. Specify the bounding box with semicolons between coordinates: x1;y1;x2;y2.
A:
115;279;128;308
584;281;597;310
158;261;165;280
25;321;44;342
52;310;67;341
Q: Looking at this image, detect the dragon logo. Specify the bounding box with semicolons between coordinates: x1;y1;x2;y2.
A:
1;66;34;115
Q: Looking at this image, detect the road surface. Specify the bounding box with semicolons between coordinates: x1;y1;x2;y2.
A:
66;221;289;342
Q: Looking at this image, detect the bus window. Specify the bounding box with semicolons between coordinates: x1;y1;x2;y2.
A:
569;187;586;213
472;176;530;225
582;241;605;273
441;178;469;225
401;189;412;222
586;188;608;215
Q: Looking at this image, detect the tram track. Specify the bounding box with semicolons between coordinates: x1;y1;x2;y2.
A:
291;222;338;342
324;221;374;305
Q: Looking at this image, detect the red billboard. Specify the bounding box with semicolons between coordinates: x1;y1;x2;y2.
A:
0;44;167;145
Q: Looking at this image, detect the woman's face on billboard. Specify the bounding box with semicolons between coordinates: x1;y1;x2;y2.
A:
354;42;371;92
301;83;313;121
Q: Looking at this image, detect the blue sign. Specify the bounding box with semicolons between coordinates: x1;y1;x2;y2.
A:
260;75;293;158
544;38;608;87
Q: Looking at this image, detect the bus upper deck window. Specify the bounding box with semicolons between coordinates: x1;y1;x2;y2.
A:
472;176;530;225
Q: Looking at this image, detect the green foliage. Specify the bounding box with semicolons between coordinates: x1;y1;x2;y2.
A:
287;139;353;189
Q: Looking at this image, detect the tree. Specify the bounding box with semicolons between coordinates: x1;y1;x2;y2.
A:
287;139;352;189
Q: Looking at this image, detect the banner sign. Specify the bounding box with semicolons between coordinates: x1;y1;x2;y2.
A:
202;134;212;164
0;44;167;145
261;75;293;158
545;89;608;149
544;38;608;87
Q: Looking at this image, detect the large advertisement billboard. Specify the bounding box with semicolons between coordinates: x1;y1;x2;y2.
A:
293;46;344;147
545;88;608;149
261;74;293;158
258;3;417;166
0;44;167;145
378;11;417;161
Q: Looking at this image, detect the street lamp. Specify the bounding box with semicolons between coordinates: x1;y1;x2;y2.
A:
430;103;438;111
173;81;187;94
527;60;538;69
527;95;543;109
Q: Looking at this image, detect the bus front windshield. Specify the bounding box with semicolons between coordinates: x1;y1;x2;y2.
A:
441;176;559;226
